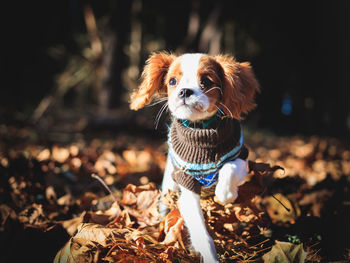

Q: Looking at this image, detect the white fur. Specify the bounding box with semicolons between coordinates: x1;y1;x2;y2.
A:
215;158;248;204
161;156;248;263
160;53;249;262
178;186;219;263
161;157;178;194
168;53;214;121
180;53;203;86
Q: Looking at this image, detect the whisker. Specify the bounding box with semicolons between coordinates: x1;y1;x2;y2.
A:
146;98;168;107
213;104;225;116
205;86;223;96
219;102;233;118
154;102;168;129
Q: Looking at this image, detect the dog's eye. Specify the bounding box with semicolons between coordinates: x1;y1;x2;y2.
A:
169;78;177;86
200;77;213;89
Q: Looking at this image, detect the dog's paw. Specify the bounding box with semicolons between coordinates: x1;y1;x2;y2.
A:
215;159;247;204
215;178;238;204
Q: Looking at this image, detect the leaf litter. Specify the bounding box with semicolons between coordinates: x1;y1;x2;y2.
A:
0;126;350;262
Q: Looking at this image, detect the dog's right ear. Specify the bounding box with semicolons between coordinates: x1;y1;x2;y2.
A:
130;52;176;110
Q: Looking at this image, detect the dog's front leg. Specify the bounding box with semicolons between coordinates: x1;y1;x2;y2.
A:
159;157;178;216
161;157;178;194
215;158;248;204
179;186;219;263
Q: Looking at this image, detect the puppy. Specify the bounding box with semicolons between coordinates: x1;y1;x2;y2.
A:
130;52;259;263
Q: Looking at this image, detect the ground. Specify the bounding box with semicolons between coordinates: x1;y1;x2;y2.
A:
0;123;349;263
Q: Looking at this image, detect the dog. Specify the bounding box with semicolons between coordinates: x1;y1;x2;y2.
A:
130;52;259;262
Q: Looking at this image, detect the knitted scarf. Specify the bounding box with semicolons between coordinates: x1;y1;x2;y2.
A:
168;117;248;194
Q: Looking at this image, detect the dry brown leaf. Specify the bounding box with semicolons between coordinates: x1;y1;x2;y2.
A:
109;209;134;228
264;193;301;224
159;208;185;248
242;162;284;197
158;247;175;263
55;236;98;263
85;202;121;225
262;240;306;263
120;185;139;205
54;238;76;263
55;222;129;263
74;223;118;246
160;190;179;212
59;212;85;236
18;203;49;227
233;206;259;223
120;183;161;227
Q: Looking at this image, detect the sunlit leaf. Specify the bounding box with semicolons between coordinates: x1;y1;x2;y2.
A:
262;241;306;263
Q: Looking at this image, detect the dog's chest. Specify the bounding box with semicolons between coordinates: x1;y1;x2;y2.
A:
168;118;246;194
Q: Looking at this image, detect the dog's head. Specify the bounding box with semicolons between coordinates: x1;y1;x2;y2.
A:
130;52;259;121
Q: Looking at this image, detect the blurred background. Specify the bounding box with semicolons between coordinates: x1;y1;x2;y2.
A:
1;0;350;138
1;2;350;262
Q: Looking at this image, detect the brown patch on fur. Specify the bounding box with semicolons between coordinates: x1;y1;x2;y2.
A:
214;55;260;119
165;59;183;98
197;55;225;115
130;52;176;110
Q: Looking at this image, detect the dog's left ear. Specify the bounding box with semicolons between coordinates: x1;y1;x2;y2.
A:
130;52;176;110
215;55;260;119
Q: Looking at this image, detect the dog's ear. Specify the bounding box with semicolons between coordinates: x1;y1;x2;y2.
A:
214;55;260;119
130;52;176;110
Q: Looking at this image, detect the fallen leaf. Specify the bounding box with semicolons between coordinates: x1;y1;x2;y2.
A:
59;212;85;236
226;161;284;223
85;202;121;225
18;203;49;228
54;238;76;263
233;206;259;223
55;223;126;263
233;161;280;205
264;193;300;224
74;223;118;246
109;209;134;228
120;183;161;227
262;240;307;263
158;247;175;263
159;208;185;248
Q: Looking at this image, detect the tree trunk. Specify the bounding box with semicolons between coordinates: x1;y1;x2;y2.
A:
99;0;132;112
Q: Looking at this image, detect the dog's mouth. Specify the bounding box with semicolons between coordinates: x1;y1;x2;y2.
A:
168;90;215;121
170;100;215;122
175;99;205;112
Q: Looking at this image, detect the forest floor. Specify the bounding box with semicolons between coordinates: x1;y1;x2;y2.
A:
1;120;350;263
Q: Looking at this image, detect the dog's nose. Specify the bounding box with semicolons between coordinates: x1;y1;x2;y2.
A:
178;88;194;99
